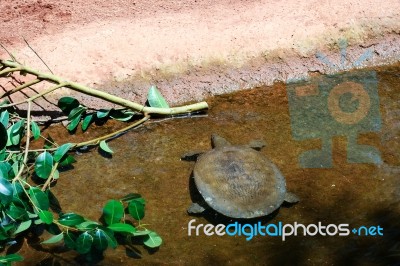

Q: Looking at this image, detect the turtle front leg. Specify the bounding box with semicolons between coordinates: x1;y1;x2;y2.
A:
187;202;207;214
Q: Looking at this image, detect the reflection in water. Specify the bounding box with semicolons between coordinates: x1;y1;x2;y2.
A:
18;64;400;265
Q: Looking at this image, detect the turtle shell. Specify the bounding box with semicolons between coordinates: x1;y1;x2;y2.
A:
193;145;286;218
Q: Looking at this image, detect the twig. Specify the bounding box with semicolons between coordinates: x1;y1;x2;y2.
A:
0;78;41;98
23;36;54;74
41;162;59;191
0;67;21;76
13;101;32;182
74;113;150;148
0;43;18;63
1;83;68;108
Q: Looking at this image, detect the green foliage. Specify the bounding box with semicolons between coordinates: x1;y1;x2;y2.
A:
82;114;93;131
7;119;25;146
34;152;54;179
13;220;32;235
28;187;49;210
103;200;123;225
53;143;73;162
107;223;136;233
30;121;40;140
59;155;76;166
143;231;163;248
0;92;163;262
0;254;24;264
38;210;54;224
76;232;93;254
128;197;146;220
99;140;113;154
96;109;110;119
41;232;63;244
58;97;79;114
147;85;170;108
0;177;13;205
0;110;9;127
92;229;108;251
58;213;85;226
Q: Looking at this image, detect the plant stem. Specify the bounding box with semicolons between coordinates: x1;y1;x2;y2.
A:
2;83;67;108
13;101;32;182
0;60;209;115
0;67;21;76
42;161;59;192
0;78;41;98
74;114;150;148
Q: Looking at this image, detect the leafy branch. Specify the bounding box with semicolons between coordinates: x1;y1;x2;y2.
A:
0;59;208;114
0;57;209;263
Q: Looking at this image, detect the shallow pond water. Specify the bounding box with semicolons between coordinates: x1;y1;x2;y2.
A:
16;64;400;265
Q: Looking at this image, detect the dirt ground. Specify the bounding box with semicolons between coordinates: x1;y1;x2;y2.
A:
1;0;400;107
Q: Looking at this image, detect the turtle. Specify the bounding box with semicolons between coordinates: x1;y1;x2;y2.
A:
182;134;299;219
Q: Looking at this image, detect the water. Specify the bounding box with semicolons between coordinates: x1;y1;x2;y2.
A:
17;64;400;265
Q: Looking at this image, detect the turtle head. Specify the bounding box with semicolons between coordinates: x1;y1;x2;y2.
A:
211;134;232;148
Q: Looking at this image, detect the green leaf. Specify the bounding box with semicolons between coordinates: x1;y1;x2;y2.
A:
128;198;145;220
6;204;28;220
30;121;40;140
76;232;93;254
0;123;7;150
27;212;38;218
58;213;85;226
99;140;113;154
35;151;54;179
109;110;135;121
8;119;25;146
102;228;117;249
147;85;170;108
93;229;108;251
0;177;13;205
132;229;151;236
59;155;76;166
67;113;82;131
52;169;60;179
41;232;64;244
58;97;80;114
0;148;6;161
28;187;49;210
0;254;24;263
11;181;24;198
108;223;137;234
1;222;15;233
82;114;94;131
0;162;11;180
75;221;99;230
143;231;162;248
63;232;76;249
96;109;110;119
102;200;123;225
13;220;32;235
38;210;54;224
53;143;73;162
68;106;86;120
10;160;19;179
0;110;9;127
